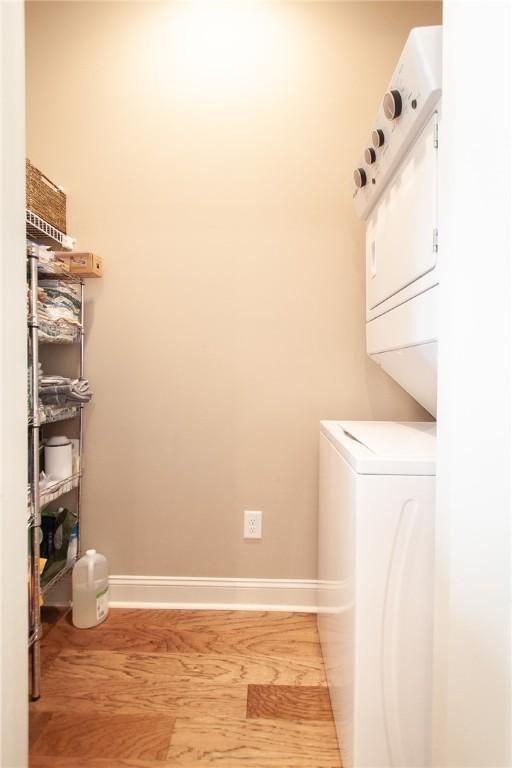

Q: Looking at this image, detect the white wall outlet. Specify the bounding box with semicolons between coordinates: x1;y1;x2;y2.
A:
244;510;262;539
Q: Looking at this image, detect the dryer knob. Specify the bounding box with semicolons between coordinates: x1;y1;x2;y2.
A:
372;128;385;148
364;147;377;164
353;168;367;188
383;89;402;120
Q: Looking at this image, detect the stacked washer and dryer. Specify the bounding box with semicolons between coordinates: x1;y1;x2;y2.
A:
318;26;442;768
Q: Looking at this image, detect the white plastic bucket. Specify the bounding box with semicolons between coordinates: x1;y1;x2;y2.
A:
44;435;73;480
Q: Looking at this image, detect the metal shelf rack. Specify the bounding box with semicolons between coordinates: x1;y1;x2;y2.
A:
40;472;82;507
41;556;79;596
27;221;85;701
41;405;82;426
26;209;75;251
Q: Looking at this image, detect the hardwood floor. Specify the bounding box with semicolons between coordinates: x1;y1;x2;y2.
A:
30;608;341;768
246;685;334;721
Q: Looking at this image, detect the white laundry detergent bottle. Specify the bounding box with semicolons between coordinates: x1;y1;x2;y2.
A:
72;549;109;628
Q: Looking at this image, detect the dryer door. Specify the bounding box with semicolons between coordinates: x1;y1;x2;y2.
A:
366;112;438;313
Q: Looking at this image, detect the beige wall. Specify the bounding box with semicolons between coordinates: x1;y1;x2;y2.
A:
26;0;441;580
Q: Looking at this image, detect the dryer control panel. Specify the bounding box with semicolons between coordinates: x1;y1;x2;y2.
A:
353;26;442;221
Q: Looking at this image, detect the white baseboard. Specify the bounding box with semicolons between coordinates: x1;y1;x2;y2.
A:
109;575;318;613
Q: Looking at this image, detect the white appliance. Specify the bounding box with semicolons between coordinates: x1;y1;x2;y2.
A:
318;420;436;768
353;26;442;416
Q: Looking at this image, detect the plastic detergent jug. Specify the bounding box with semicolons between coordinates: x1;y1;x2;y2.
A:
72;549;109;628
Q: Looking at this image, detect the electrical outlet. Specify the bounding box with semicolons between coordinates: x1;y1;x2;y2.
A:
244;510;262;539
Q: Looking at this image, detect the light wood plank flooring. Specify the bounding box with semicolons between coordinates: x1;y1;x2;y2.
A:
30;608;341;767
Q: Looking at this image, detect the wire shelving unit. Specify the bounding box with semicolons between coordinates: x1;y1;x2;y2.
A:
27;211;85;701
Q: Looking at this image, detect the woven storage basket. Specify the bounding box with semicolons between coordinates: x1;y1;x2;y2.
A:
26;159;67;233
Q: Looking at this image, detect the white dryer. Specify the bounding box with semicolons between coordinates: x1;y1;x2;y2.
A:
353;25;442;416
318;420;436;768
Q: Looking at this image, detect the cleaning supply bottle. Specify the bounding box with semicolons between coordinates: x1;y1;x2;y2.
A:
66;522;78;567
72;549;109;628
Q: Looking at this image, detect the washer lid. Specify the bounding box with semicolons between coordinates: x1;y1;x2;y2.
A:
320;420;436;476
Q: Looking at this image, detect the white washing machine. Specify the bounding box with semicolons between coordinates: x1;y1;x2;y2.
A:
318;420;436;768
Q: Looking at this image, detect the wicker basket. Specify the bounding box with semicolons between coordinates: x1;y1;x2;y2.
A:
26;159;67;234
